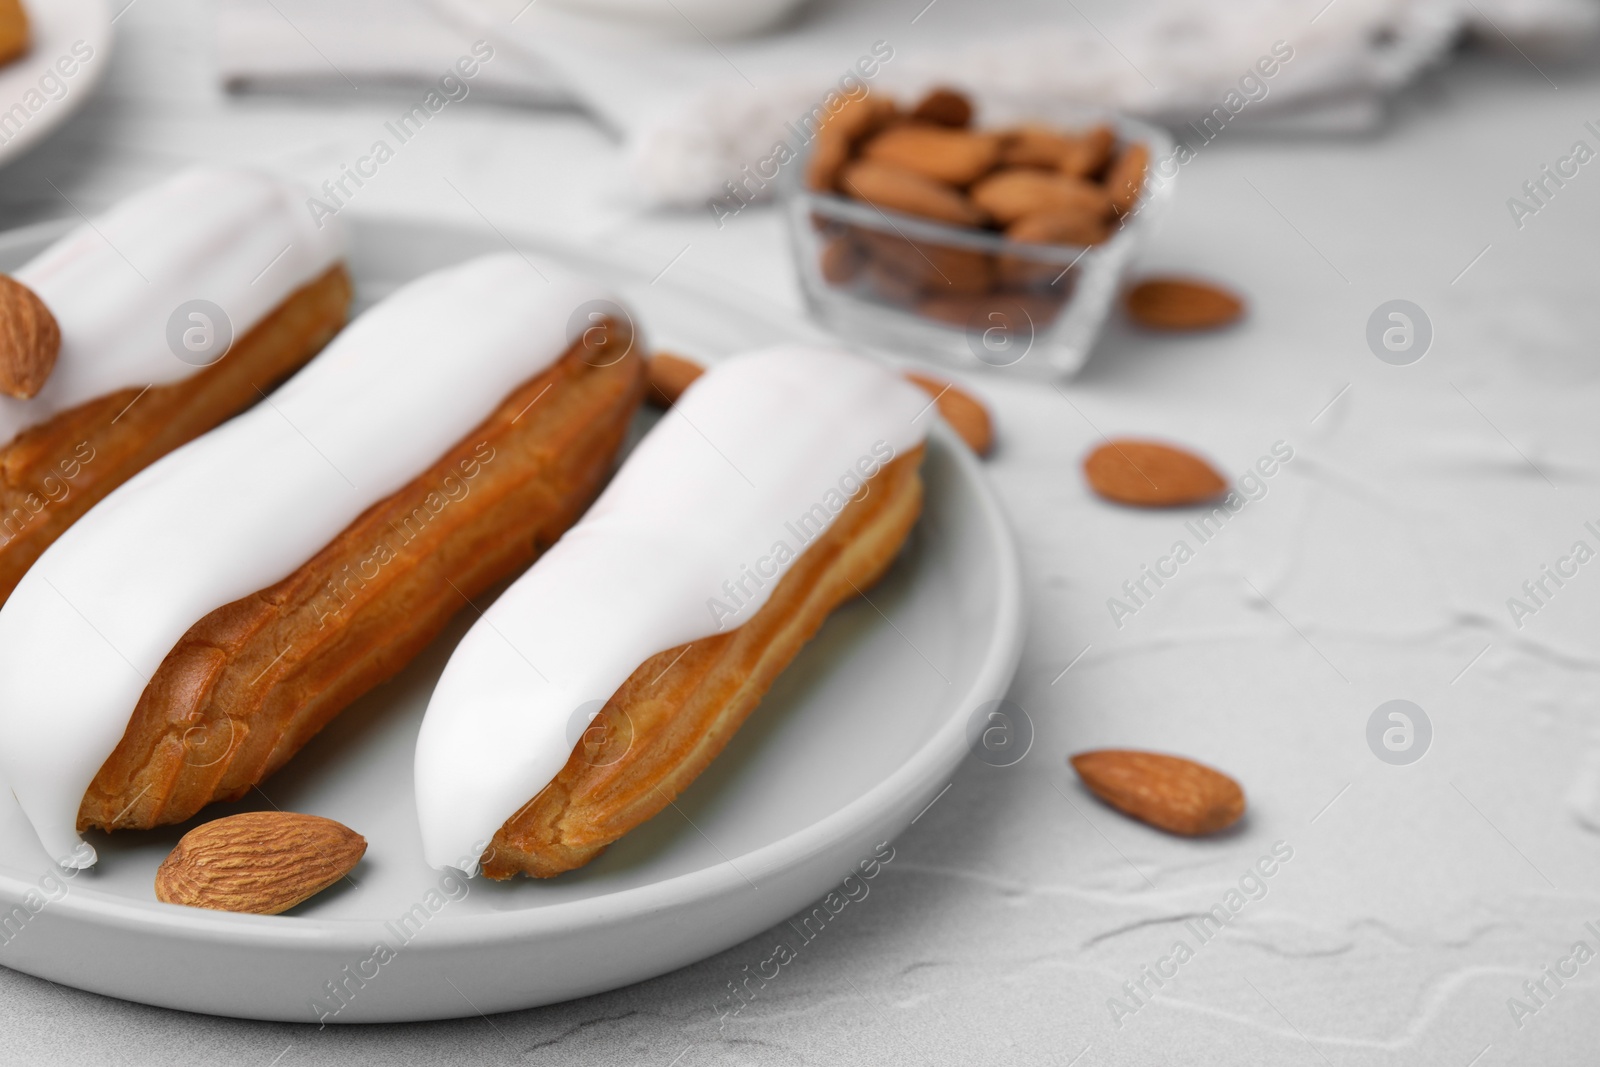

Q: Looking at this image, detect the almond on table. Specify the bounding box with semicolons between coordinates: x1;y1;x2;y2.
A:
1125;277;1245;330
1083;438;1226;507
1070;749;1245;836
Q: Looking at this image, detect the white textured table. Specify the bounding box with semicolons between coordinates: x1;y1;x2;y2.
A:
3;3;1600;1064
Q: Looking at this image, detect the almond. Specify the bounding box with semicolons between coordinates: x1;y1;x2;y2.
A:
1070;749;1245;836
840;160;987;227
819;234;862;285
1083;438;1226;507
154;811;366;915
645;351;705;408
916;290;1065;332
0;275;60;399
818;93;896;144
856;230;994;296
805;129;851;192
865;259;923;307
1125;277;1244;331
1056;123;1115;179
861;125;1000;188
1005;208;1110;248
998;124;1080;169
904;370;993;456
1105;143;1149;216
970;169;1111;227
909;87;973;128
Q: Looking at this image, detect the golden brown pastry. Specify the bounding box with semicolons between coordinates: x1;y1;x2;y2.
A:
484;446;923;878
0;0;28;67
0;167;355;606
0;254;641;870
411;345;933;879
81;315;642;832
0;267;349;603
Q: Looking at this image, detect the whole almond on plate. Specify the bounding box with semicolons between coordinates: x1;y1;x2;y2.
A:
1125;277;1244;330
909;86;972;128
840;160;987;227
645;351;705;408
1083;438;1226;507
0;275;61;399
1070;749;1245;835
861;125;1000;187
904;370;993;456
155;811;366;915
970;169;1111;227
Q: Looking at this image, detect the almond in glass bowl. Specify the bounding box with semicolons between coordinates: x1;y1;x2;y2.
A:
783;88;1174;379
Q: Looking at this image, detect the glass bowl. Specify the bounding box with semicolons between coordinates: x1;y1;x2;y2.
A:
781;113;1175;380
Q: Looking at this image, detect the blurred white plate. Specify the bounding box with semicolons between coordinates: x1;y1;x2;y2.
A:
0;0;112;170
0;215;1024;1022
544;0;809;37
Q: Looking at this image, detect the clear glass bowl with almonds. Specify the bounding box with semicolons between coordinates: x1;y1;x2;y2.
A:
782;90;1175;379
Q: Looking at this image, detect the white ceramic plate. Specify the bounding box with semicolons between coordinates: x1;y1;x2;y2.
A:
0;216;1024;1022
0;0;112;170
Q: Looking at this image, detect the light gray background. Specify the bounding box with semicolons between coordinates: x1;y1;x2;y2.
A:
2;2;1599;1064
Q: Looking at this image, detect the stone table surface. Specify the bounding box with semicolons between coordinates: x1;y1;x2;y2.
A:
2;2;1600;1065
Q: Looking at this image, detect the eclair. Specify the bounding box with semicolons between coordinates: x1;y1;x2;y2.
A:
415;345;929;878
0;0;26;66
0;167;351;604
0;254;644;867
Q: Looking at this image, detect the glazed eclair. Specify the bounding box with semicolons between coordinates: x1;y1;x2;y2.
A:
415;345;928;878
0;253;643;867
0;167;351;603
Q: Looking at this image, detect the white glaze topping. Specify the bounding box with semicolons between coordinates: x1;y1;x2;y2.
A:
2;166;345;447
0;254;615;867
414;345;929;872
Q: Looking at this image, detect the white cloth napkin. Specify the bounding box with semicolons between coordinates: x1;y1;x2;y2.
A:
218;0;1599;204
433;0;1598;204
215;0;568;103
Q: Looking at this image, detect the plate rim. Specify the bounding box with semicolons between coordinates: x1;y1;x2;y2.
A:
0;0;114;170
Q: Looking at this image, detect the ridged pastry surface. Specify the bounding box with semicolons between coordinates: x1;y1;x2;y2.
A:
483;445;923;878
79;328;643;836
